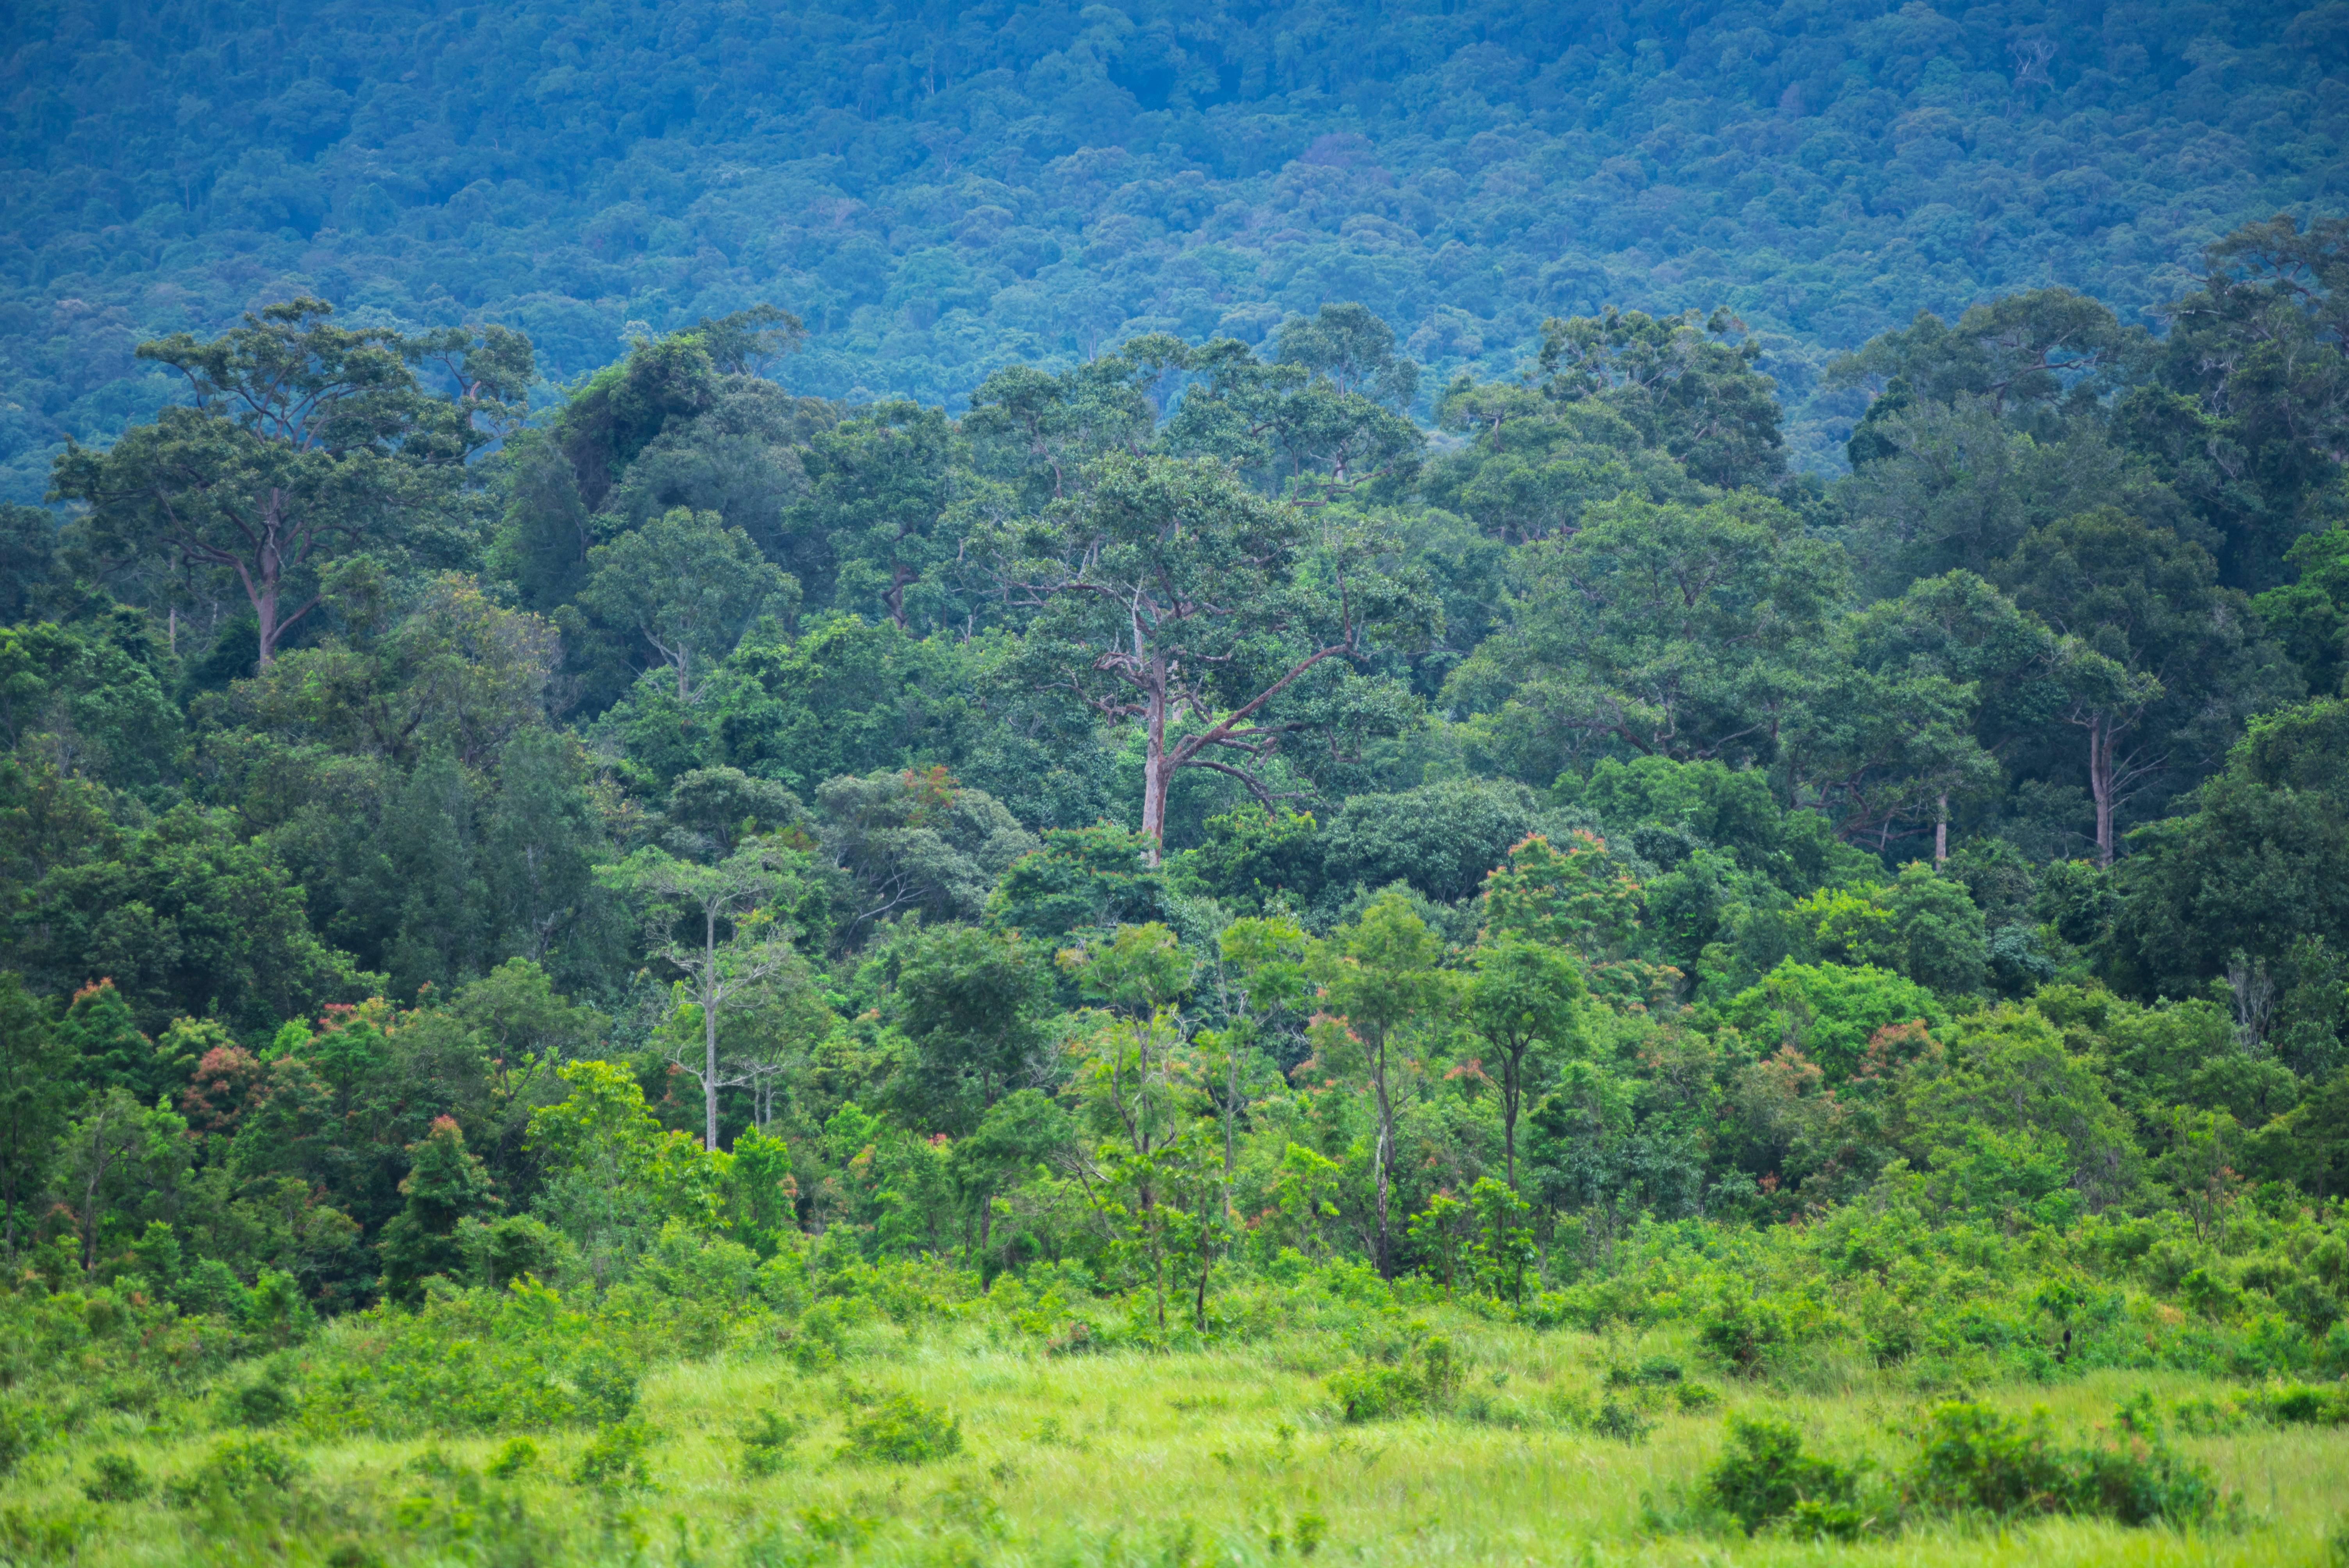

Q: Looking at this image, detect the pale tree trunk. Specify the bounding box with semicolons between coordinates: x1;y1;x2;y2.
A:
1137;655;1171;861
1935;793;1949;866
243;487;313;670
702;908;722;1149
2089;718;2116;867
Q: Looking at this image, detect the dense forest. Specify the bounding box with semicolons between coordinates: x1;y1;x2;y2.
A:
5;4;2349;1565
2;0;2345;501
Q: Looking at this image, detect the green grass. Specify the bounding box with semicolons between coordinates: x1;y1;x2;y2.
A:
6;1323;2346;1566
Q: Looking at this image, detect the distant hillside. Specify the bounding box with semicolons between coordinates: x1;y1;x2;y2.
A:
2;0;2342;495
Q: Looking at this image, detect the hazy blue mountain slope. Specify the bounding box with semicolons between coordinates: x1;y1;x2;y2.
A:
0;0;2341;495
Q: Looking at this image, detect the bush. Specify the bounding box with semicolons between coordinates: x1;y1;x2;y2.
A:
1700;1291;1789;1375
2244;1382;2349;1426
82;1452;149;1504
1590;1398;1655;1445
1606;1356;1683;1388
0;1399;30;1476
1905;1402;2070;1516
0;1502;96;1562
1903;1401;2222;1527
2068;1434;2222;1527
1704;1415;1862;1537
1324;1335;1456;1423
485;1438;539;1479
1674;1382;1723;1413
570;1420;655;1492
840;1395;961;1465
229;1369;298;1427
1325;1362;1426;1423
739;1409;807;1477
166;1435;306;1507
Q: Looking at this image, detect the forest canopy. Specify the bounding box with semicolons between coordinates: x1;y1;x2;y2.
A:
0;0;2344;501
4;11;2349;1564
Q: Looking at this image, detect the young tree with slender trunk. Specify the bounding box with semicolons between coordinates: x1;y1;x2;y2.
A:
1311;893;1449;1276
1463;936;1583;1191
1201;914;1308;1216
596;841;809;1149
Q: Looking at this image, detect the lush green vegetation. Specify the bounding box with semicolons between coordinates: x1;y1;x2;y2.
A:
6;7;2349;1556
2;0;2345;498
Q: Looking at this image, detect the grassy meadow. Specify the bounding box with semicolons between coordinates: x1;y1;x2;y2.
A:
7;1313;2347;1568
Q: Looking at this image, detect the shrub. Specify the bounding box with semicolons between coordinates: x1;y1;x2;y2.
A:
739;1409;807;1477
247;1270;317;1347
166;1435;307;1507
569;1349;643;1424
1591;1399;1655;1445
1905;1402;2070;1516
1325;1362;1426;1422
1903;1401;2222;1527
1700;1291;1789;1375
0;1502;96;1562
570;1420;655;1492
1674;1382;1723;1413
2243;1382;2349;1426
0;1400;30;1476
2068;1434;2222;1527
1324;1335;1457;1423
1606;1356;1683;1388
229;1370;298;1427
1704;1415;1861;1537
484;1438;539;1479
841;1395;961;1465
82;1452;149;1504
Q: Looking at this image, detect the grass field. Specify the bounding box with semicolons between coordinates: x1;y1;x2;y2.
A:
7;1318;2346;1568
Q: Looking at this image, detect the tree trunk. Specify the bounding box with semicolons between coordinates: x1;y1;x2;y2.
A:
1935;793;1948;866
1502;1047;1522;1191
1371;1032;1394;1276
254;581;282;670
248;486;295;670
2089;718;2116;867
703;910;722;1150
1138;657;1171;862
1223;1042;1239;1216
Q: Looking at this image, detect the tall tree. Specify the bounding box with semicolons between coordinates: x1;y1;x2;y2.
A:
2146;215;2349;589
0;975;68;1257
890;923;1054;1137
997;454;1435;854
1201;914;1309;1210
1537;307;1787;491
2001;508;2295;862
1448;492;1846;782
575;508;797;702
597;841;811;1149
799;401;969;631
52;299;531;671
